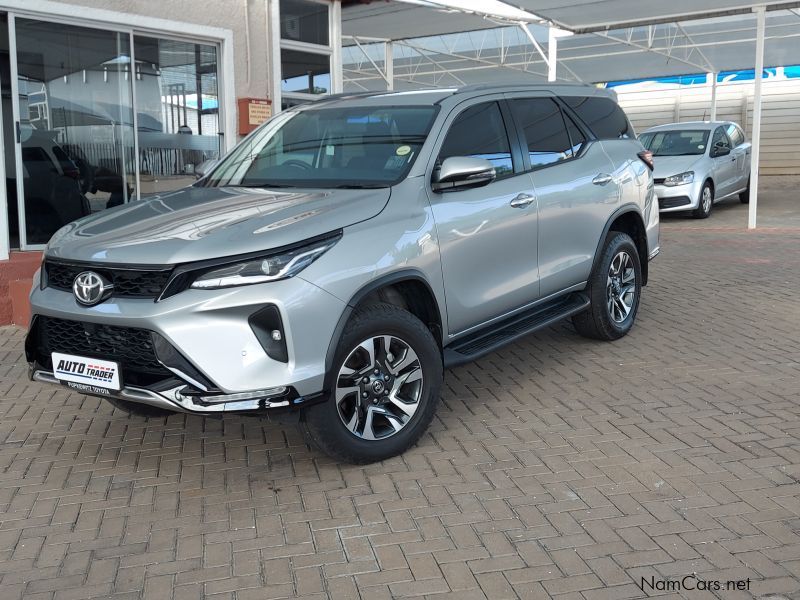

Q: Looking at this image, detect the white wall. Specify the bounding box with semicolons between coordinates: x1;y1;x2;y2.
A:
613;72;800;175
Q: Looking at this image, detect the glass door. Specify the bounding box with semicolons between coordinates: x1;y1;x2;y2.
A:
10;16;135;248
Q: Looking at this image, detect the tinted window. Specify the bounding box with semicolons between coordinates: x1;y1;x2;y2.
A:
510;98;580;168
726;124;745;147
439;102;513;177
563;95;634;139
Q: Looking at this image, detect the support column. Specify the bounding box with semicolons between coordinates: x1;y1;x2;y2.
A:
547;26;557;82
709;72;718;121
268;0;282;113
330;0;343;93
749;6;765;229
385;41;394;91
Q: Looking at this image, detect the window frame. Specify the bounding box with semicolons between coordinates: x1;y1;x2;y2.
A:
434;99;523;184
507;96;594;173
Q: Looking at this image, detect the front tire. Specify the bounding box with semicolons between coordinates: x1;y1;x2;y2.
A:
572;232;642;341
301;303;443;464
693;181;714;218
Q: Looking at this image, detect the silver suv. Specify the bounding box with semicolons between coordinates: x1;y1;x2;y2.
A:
26;85;659;463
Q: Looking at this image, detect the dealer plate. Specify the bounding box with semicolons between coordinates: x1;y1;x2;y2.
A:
51;352;121;392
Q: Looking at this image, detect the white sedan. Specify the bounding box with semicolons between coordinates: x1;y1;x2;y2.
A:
639;121;751;219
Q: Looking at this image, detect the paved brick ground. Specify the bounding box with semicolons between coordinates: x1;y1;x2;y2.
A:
1;179;800;599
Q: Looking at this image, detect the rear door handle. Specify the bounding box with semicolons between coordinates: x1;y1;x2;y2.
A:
510;193;534;208
592;173;613;186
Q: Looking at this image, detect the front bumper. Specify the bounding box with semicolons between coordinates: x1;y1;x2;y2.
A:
30;368;325;413
27;272;346;413
655;180;701;213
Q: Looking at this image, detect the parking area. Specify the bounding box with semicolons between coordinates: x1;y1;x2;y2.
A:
0;178;799;600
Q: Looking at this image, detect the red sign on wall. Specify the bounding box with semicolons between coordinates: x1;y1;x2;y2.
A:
237;98;272;135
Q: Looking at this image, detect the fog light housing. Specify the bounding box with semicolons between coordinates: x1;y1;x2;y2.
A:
249;305;288;362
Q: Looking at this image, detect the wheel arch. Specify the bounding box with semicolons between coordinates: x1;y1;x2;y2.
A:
324;270;445;378
593;206;650;286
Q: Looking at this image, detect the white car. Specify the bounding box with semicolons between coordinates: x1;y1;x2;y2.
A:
639;121;751;219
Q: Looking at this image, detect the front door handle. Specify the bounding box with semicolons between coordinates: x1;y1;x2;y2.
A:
510;193;534;208
592;173;613;186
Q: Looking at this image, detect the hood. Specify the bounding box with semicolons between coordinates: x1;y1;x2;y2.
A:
652;155;704;180
46;185;390;265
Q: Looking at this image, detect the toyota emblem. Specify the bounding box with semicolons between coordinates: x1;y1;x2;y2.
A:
73;271;113;306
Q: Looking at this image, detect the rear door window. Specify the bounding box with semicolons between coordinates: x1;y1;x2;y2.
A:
726;124;745;147
438;101;514;178
562;95;634;139
509;97;583;168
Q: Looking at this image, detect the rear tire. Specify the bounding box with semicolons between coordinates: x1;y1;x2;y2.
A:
740;178;750;204
693;181;713;219
105;397;173;418
573;232;642;341
301;303;442;464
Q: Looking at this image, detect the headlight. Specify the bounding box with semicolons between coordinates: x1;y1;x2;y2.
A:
190;235;339;290
662;171;694;186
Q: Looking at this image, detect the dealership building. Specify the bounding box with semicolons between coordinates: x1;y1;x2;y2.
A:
0;0;798;323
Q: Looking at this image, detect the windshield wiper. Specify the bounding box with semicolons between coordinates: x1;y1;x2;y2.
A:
332;183;388;189
221;182;296;188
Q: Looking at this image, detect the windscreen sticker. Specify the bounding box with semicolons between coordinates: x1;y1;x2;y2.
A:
396;145;411;156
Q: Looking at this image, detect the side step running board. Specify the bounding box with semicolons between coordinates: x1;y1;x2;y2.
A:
443;292;590;368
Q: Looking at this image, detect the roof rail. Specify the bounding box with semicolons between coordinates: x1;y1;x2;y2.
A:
454;82;597;93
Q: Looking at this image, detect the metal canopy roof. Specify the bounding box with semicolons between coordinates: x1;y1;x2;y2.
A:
342;2;501;44
511;0;800;32
343;0;800;37
342;4;800;88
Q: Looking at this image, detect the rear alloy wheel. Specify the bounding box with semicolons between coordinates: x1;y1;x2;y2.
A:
693;182;713;218
573;232;642;341
740;177;750;204
302;303;442;463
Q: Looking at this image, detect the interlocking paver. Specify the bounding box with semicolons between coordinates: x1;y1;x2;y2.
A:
2;178;800;598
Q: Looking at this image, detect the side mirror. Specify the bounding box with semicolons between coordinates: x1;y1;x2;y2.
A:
712;142;730;157
195;158;219;179
432;157;496;192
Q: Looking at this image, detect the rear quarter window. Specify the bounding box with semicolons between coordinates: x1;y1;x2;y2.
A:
562;95;635;140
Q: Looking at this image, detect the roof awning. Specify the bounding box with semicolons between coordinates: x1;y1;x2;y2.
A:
342;2;800;86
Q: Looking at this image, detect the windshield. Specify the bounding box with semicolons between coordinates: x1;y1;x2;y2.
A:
203;105;438;189
639;130;710;156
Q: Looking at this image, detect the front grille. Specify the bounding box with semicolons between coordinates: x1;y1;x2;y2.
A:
45;261;172;298
654;178;665;185
31;316;174;387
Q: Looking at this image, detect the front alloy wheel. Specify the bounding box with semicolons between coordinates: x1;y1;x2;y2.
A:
302;303;442;463
693;182;713;218
335;335;423;440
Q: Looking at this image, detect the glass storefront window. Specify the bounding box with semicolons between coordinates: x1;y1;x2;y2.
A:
280;0;329;46
13;18;135;245
281;49;330;95
133;36;220;196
